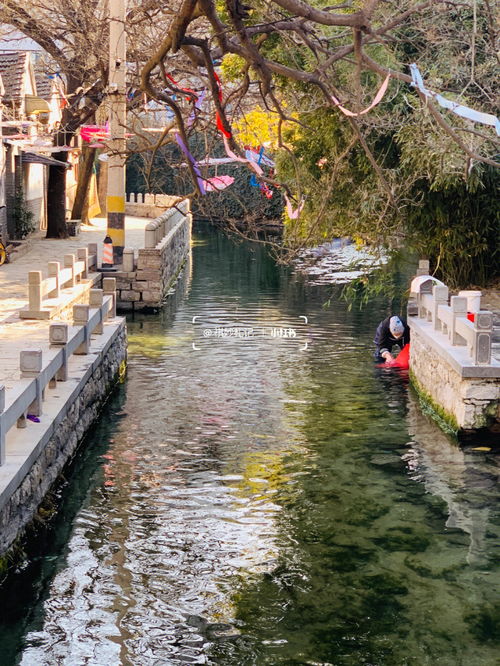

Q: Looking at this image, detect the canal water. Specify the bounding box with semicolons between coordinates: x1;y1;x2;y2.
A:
0;225;498;666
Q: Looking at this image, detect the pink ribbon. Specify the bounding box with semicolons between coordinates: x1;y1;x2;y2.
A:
284;193;305;219
223;135;264;178
205;175;235;192
331;75;390;117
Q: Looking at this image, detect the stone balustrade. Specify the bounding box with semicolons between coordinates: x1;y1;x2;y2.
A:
125;193;183;218
410;262;493;367
21;243;99;320
115;200;192;311
408;260;500;433
0;278;116;465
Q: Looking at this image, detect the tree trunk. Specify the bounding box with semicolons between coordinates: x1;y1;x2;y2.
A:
71;145;96;221
97;160;108;216
46;152;69;238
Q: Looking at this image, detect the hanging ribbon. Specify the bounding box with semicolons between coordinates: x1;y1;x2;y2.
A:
223;135;264;178
250;146;265;187
410;64;500;136
213;71;232;138
245;148;275;168
204;175;235;192
80;122;110;142
331;75;390;117
214;74;273;197
260;182;273;199
174;132;206;195
284;193;305;219
187;90;206;127
165;73;197;100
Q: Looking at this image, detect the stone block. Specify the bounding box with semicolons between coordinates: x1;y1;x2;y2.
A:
132;281;148;291
49;323;69;345
142;290;162;303
20;349;43;376
462;382;499;401
148;281;162;290
120;290;140;302
136;268;160;279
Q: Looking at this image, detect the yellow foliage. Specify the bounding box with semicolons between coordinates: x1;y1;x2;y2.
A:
220;53;247;82
232;106;281;149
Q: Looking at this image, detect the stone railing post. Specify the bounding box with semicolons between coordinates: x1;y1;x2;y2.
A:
20;349;43;422
450;296;467;346
47;262;60;298
89;288;104;334
432;285;449;331
473;311;493;365
122;248;134;273
417;278;434;319
73;305;90;354
416;259;430;276
88;243;98;270
64;254;76;287
77;247;89;279
49;323;69;381
28;271;43;312
145;221;157;248
0;385;5;465
103;277;117;319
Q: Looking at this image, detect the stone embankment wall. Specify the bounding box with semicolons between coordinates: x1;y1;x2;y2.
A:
116;202;192;311
0;320;127;559
410;330;499;432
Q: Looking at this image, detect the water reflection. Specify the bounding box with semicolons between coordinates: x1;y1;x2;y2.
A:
405;391;499;568
0;226;497;666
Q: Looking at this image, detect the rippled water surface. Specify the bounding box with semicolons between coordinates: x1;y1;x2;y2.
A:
0;225;499;666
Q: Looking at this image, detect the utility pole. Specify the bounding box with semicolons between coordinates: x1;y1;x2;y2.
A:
107;0;127;264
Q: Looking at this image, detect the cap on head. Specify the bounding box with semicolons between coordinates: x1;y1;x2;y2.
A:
389;316;404;338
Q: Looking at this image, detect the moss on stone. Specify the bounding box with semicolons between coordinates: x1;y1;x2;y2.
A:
409;370;459;437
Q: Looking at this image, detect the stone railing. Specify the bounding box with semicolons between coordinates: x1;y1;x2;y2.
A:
408;260;499;433
144;200;190;249
21;244;99;320
0;278;117;465
116;200;192;310
408;260;493;367
125;193;182;218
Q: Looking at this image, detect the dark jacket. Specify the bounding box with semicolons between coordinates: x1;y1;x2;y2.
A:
374;316;410;360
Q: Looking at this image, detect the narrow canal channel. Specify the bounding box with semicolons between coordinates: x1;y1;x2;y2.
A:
1;225;498;666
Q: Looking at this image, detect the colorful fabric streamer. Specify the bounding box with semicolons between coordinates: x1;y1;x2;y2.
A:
410;64;500;136
174;132;206;195
284;193;305;219
165;73;197;100
213;72;232;138
249;147;265;187
204;175;235;192
331;75;390;117
187;90;206;127
245;148;275;168
80;122;110;142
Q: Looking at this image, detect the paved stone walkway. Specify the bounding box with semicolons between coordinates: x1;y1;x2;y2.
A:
0;217;149;388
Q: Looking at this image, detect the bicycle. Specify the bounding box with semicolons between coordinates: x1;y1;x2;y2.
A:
0;240;9;265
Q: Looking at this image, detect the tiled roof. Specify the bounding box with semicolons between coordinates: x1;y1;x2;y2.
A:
35;72;53;98
0;51;28;100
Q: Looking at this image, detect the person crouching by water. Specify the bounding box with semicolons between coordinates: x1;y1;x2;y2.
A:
374;315;410;363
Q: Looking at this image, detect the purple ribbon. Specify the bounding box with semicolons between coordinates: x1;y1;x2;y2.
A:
174;132;206;195
187;90;206;127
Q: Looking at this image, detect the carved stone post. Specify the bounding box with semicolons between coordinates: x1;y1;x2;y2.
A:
73;305;90;354
20;349;43;419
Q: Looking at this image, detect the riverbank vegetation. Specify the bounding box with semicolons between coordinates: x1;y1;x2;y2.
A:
135;0;498;287
8;0;497;286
